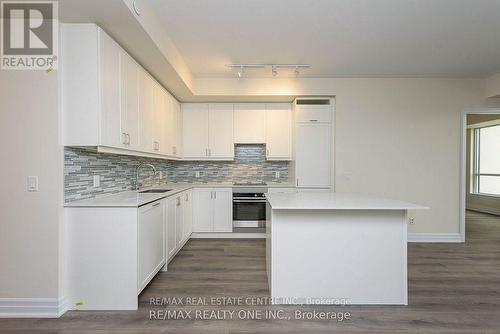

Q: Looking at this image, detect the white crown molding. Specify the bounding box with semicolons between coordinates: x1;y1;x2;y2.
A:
0;296;67;318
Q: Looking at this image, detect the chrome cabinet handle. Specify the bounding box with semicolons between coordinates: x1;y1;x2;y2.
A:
122;133;128;145
185;193;188;201
208;148;211;156
152;202;161;207
309;119;318;122
214;191;217;200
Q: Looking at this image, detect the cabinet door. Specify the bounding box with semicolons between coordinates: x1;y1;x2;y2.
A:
295;104;332;123
208;104;234;159
234;104;266;143
213;189;232;232
266;103;292;160
171;98;182;157
163;91;173;156
152;82;166;154
120;53;140;150
183;190;193;240
138;70;154;153
166;197;177;259
175;196;184;248
138;200;165;292
182;104;209;159
99;30;122;147
296;124;331;188
193;189;213;232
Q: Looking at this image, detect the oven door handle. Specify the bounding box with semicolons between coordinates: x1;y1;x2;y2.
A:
233;199;267;203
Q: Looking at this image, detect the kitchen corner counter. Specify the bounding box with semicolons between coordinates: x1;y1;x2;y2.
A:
64;183;296;208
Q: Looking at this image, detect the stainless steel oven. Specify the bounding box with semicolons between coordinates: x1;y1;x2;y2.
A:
232;187;267;233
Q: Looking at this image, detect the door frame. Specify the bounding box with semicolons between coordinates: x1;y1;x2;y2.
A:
460;108;500;242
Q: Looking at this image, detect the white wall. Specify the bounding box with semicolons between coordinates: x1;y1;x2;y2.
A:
0;70;63;299
193;77;500;234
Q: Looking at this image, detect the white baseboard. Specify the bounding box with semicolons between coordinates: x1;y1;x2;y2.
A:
408;233;463;243
0;296;68;318
191;232;265;239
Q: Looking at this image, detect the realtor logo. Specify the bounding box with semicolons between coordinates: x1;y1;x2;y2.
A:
1;1;58;70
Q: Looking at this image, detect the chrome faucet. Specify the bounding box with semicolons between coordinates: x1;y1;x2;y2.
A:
135;163;157;191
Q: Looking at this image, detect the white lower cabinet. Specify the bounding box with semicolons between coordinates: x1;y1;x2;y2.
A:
138;200;166;292
193;188;233;233
66;199;167;310
166;189;193;263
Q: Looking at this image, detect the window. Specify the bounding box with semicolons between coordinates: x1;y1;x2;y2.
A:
472;124;500;196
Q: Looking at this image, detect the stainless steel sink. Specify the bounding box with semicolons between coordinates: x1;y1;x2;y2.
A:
139;189;172;194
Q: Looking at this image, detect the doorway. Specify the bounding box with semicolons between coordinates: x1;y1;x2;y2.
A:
460;109;500;241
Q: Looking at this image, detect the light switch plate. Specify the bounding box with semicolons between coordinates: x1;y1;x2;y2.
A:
274;171;280;179
93;175;100;187
27;176;38;192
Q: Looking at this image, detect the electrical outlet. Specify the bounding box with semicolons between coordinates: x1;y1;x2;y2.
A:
409;218;415;225
27;176;38;192
274;171;280;179
195;171;201;178
158;171;163;180
93;175;100;187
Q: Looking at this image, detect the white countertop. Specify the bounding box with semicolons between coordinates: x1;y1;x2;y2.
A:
65;183;295;208
265;192;428;210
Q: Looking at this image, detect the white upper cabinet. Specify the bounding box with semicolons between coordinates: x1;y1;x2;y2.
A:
182;103;234;160
182;103;210;159
120;53;140;150
168;95;182;158
138;69;154;153
208;104;234;159
62;24;182;160
265;103;292;160
295;101;332;123
152;81;165;154
99;29;122;148
234;103;266;143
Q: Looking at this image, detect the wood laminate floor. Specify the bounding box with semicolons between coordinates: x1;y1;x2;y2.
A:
1;210;500;333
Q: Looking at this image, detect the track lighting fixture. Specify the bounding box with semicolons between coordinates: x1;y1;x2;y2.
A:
226;64;310;78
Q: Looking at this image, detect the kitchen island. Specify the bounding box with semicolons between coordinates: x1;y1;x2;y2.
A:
265;191;427;305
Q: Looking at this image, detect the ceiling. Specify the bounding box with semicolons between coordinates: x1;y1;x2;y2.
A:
149;0;500;78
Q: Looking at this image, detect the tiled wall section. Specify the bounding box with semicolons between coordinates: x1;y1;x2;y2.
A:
64;145;290;202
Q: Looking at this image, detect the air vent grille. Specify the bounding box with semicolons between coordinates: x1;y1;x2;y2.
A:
296;99;330;105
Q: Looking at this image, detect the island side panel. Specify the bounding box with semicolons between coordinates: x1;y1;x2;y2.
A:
271;209;407;305
266;203;273;295
66;207;138;310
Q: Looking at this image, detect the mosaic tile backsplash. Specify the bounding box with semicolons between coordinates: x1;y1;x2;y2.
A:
64;145;290;202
